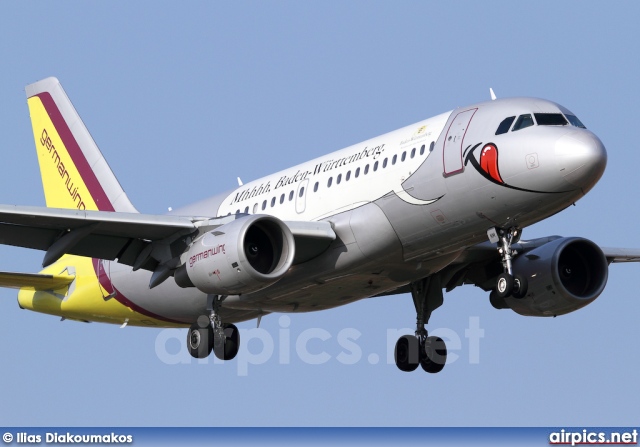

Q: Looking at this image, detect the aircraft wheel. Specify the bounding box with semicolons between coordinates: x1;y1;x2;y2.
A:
394;335;420;372
213;323;240;361
495;273;514;298
512;274;529;299
420;336;447;374
187;322;213;359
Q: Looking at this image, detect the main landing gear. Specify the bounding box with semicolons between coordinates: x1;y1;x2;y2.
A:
394;278;448;373
488;226;528;299
187;294;240;361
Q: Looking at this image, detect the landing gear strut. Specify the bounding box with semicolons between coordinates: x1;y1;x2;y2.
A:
488;226;528;299
394;277;448;373
187;294;240;360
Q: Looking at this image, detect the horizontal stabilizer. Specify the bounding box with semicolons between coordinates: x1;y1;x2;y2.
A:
0;271;75;291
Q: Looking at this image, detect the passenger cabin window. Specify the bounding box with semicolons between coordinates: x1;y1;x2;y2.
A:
355;167;360;178
411;148;416;158
289;191;294;201
392;154;397;165
512;114;535;131
346;171;351;181
327;177;333;187
566;114;587;129
262;200;267;210
280;194;285;204
429;141;435;152
420;144;425;156
337;174;342;184
535;113;568;126
313;181;319;192
495;116;516;135
382;158;388;168
271;197;276;207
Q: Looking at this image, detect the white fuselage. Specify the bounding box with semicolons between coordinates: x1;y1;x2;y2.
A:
109;97;606;325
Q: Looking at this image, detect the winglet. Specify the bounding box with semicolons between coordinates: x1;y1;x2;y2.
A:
490;88;497;101
25;77;138;213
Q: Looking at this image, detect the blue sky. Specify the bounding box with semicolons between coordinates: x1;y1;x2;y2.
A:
0;1;639;427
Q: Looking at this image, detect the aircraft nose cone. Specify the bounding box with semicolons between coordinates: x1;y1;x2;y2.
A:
555;130;607;192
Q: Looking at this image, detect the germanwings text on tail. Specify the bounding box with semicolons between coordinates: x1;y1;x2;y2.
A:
0;77;636;373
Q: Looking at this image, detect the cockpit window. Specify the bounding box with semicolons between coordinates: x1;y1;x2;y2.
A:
565;114;587;129
512;114;534;131
495;116;516;135
534;113;568;126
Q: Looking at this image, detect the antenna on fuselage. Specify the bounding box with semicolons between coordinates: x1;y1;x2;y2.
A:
490;88;497;101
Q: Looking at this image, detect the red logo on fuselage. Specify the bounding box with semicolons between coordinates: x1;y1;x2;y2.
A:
478;143;504;183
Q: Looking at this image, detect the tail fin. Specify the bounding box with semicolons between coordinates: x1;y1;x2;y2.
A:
25;77;138;213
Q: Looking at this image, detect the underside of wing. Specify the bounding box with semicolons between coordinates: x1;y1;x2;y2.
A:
0;204;199;271
600;247;640;263
372;236;605;298
0;204;336;280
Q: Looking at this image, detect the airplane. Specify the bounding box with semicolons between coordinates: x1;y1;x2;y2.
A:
1;76;637;373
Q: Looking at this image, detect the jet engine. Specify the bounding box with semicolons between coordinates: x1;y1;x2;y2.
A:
502;237;608;316
174;214;295;295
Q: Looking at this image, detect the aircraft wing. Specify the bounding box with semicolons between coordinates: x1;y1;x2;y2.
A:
0;204;335;271
374;238;640;300
444;238;640;292
600;248;640;263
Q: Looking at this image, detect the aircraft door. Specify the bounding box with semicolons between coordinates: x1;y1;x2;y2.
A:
443;108;477;176
295;179;309;214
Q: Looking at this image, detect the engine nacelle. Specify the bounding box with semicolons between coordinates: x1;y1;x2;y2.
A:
176;214;295;295
503;237;608;317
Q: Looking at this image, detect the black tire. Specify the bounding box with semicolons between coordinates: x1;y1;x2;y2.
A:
489;290;509;309
495;272;514;298
213;323;240;361
394;335;420;372
187;322;213;359
512;274;529;299
420;336;447;374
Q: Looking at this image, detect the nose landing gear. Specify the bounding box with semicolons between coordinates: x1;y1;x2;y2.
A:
488;227;528;299
394;278;448;373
